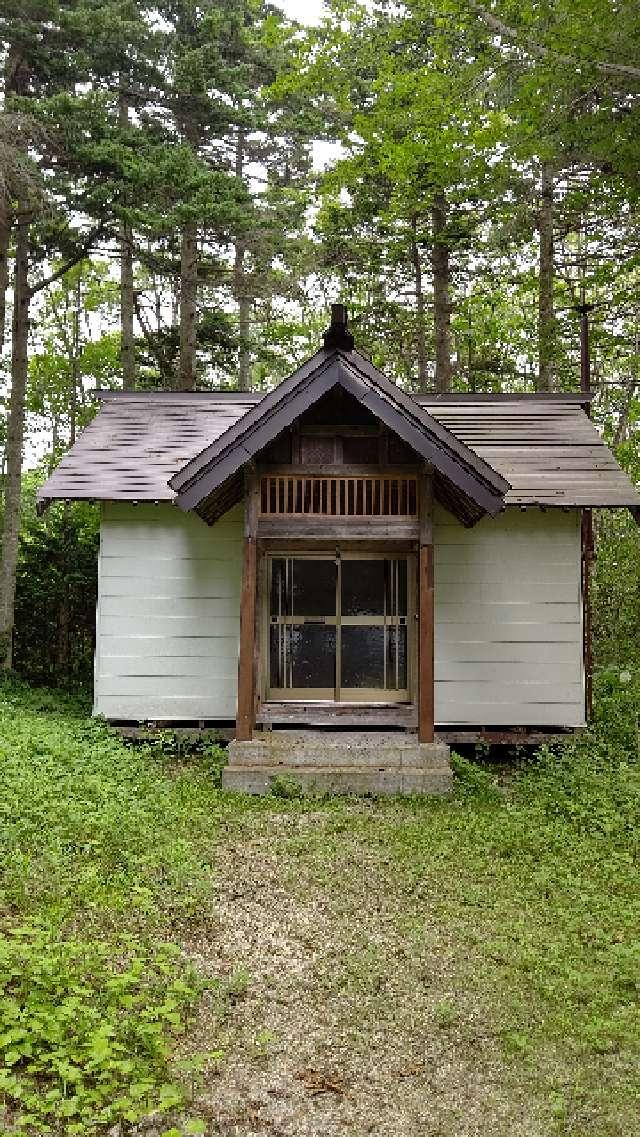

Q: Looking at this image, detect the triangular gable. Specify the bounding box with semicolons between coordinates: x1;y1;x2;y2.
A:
169;349;510;524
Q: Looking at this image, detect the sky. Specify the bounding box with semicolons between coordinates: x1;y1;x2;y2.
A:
278;0;328;25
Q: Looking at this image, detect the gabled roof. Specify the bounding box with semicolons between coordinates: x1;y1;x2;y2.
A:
36;365;640;521
168;348;509;525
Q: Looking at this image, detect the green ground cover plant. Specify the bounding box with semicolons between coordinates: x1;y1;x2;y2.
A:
0;673;638;1135
0;681;231;1136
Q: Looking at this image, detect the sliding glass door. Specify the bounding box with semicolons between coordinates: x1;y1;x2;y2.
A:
267;554;411;702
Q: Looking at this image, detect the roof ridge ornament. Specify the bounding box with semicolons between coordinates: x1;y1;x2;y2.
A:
322;303;354;351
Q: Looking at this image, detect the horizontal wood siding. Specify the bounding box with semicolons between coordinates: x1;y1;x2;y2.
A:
94;500;584;728
434;506;585;727
94;503;242;720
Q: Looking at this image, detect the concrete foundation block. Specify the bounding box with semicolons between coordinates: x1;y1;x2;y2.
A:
223;732;453;797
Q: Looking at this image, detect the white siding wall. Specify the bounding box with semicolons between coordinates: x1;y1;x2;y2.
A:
94;502;242;720
434;505;585;727
94;500;585;728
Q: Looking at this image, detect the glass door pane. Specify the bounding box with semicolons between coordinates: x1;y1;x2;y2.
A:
269;557;337;697
340;558;409;701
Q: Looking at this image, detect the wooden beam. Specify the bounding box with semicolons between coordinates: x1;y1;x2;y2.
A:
256;463;420;477
257;701;418;729
236;466;259;741
436;729;578;746
257;518;419;540
418;466;434;743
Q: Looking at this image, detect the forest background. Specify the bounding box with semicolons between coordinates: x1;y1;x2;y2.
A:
0;0;639;685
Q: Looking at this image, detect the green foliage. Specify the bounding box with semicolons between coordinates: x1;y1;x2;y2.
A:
0;679;222;925
0;669;639;1134
141;729;228;788
0;678;235;1134
13;497;99;688
514;742;639;842
0;928;197;1134
592;509;640;670
268;773;309;800
451;751;503;804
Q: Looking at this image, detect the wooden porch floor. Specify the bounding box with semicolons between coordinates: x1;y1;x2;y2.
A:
256;701;418;729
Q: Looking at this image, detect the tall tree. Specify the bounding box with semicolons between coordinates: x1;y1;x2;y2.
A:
312;0;509;390
0;0;138;665
118;84;136;390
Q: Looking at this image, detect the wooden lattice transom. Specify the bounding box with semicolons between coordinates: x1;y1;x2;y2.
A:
260;475;418;517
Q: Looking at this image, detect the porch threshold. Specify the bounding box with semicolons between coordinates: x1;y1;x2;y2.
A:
257;701;418;729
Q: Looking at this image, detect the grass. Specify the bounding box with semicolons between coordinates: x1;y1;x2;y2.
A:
0;676;638;1135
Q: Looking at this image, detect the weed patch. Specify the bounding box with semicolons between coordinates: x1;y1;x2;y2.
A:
0;927;199;1133
0;679;235;1135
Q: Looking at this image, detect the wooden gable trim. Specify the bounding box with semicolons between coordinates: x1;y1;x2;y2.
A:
347;351;506;485
169;349;332;495
172;358;338;512
171;351;509;524
334;359;507;516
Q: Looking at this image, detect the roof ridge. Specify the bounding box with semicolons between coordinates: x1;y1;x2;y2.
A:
96;390;262;401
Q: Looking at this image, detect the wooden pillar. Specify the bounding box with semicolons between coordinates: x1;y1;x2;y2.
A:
418;466;434;742
236;466;259;741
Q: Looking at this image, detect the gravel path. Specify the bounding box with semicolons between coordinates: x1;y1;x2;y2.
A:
181;810;551;1137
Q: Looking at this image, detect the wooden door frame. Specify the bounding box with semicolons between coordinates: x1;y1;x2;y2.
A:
260;550;415;706
234;464;435;742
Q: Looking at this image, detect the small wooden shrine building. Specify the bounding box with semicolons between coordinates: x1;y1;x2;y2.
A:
39;306;640;793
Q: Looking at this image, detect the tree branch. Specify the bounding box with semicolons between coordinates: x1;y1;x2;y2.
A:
133;292;172;380
28;223;108;298
472;3;640;82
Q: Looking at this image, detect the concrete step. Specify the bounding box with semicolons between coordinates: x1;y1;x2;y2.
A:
227;734;450;770
222;764;453;797
255;731;426;747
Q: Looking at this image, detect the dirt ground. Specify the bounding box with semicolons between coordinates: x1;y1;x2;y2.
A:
182;809;553;1137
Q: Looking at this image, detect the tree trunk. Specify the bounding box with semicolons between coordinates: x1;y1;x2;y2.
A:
234;242;252;391
234;127;252;390
0;195;10;349
431;190;452;393
69;275;80;445
410;216;429;393
178;220;197;391
537;161;555;392
49;414;59;475
119;87;136;390
0;216;29;668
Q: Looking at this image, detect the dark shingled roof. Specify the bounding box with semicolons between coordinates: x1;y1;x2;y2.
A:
37;357;640;517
